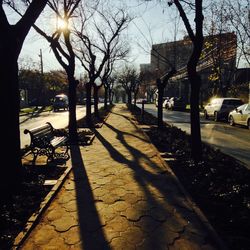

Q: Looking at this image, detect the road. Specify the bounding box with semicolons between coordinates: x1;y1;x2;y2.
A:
20;105;86;149
141;104;250;169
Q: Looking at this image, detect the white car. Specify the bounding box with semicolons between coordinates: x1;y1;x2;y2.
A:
155;97;169;107
163;97;170;108
204;97;243;121
228;103;250;129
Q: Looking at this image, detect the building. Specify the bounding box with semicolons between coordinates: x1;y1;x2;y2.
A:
141;32;239;103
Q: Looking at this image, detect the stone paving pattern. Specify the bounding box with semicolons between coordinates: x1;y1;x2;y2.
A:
20;104;221;250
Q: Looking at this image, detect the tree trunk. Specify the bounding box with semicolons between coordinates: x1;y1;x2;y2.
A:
133;92;137;109
156;69;176;128
157;79;164;128
85;82;92;127
109;88;113;105
0;51;23;193
187;66;202;162
68;75;78;142
127;91;132;105
0;29;24;193
104;85;108;109
0;0;47;194
173;0;203;163
93;84;99;118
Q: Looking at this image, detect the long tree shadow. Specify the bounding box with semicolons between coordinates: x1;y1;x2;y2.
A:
70;145;110;250
93;128;187;248
104;112;150;144
93;113;222;248
94;124;174;198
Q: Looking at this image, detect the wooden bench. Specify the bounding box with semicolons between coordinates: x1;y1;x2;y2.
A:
24;122;69;163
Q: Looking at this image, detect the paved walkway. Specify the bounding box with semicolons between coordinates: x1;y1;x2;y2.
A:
20;104;224;250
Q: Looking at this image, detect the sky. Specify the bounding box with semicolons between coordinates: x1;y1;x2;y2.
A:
12;0;184;77
8;1;246;76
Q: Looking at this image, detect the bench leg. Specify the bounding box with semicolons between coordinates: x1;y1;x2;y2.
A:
47;147;55;163
52;145;70;161
32;153;38;165
64;145;70;160
30;145;69;164
30;148;39;164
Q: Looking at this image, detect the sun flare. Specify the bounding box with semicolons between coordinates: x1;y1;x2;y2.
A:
56;18;68;30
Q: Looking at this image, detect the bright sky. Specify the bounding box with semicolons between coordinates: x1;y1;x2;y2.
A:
5;0;248;76
17;0;184;77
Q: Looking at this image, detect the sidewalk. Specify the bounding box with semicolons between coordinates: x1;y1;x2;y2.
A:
19;104;225;250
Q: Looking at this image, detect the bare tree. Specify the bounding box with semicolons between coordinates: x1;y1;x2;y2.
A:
226;0;250;66
0;0;47;192
76;7;130;125
100;58;115;109
7;0;86;141
169;0;204;162
118;65;140;105
203;1;238;97
156;69;176;127
104;72;116;106
32;0;82;142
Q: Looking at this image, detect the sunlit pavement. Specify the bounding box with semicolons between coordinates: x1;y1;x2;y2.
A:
20;104;224;249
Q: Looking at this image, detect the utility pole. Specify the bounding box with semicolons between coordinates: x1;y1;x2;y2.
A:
39;49;43;75
38;49;44;106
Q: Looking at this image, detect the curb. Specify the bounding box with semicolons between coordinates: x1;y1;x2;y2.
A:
13;164;72;249
128;109;227;250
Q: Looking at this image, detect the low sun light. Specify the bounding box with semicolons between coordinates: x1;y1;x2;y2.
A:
56;17;68;30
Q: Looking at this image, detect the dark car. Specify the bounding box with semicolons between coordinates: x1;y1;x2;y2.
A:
166;97;186;111
53;94;69;111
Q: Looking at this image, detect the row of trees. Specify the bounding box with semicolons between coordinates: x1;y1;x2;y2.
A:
19;69;68;105
0;0;131;193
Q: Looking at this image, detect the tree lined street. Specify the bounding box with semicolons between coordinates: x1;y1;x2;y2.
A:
1;0;250;249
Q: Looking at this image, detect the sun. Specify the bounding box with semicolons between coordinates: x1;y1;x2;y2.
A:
56;17;68;30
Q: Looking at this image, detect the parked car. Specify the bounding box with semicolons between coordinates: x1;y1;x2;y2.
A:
228;103;250;129
155;96;169;107
53;94;69;111
204;97;243;121
162;97;170;108
165;97;186;111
